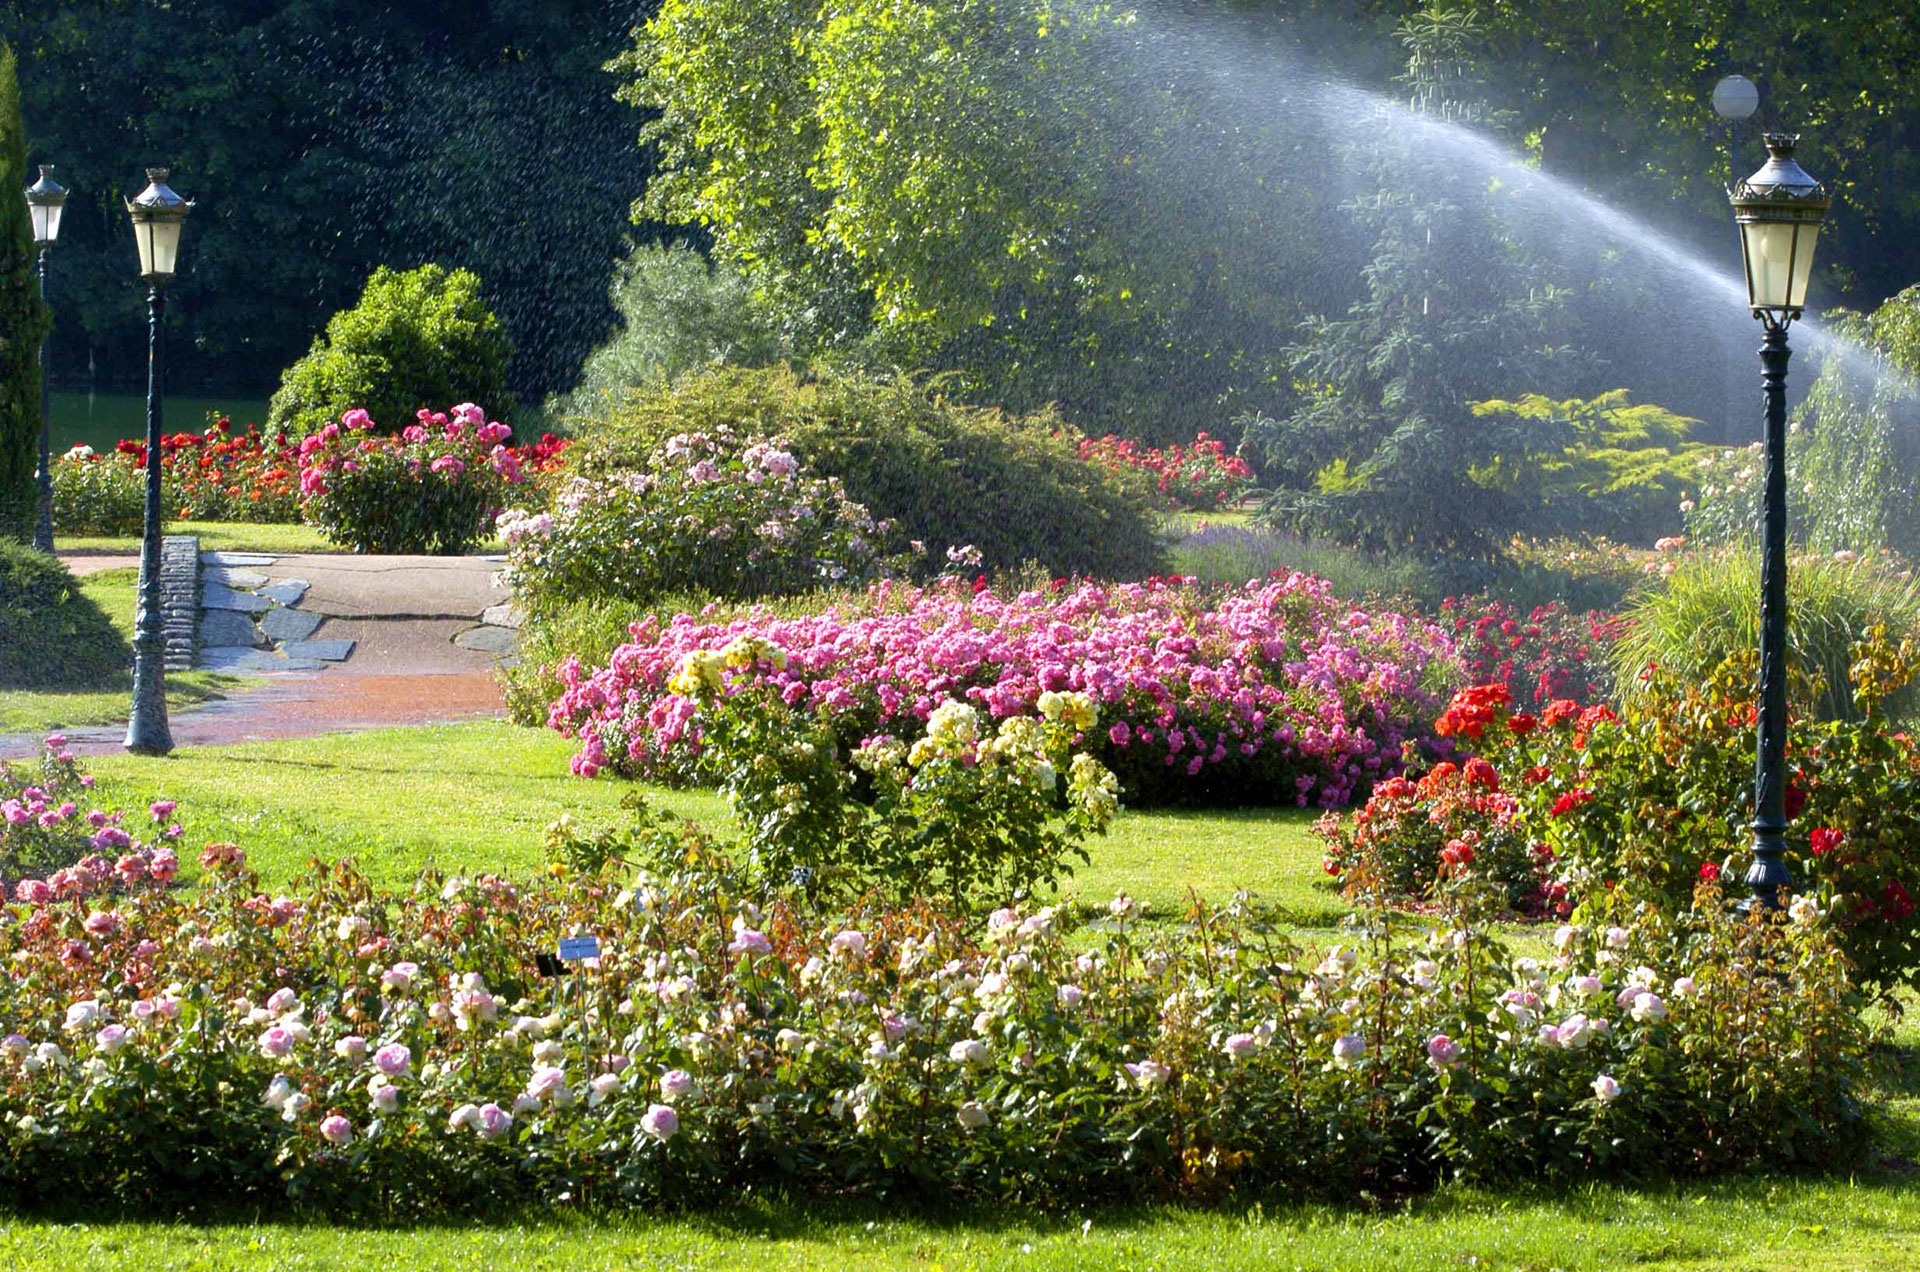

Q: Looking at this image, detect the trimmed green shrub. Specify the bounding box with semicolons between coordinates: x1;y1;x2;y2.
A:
576;365;1165;580
1610;550;1920;723
267;264;513;443
0;540;127;688
544;242;786;425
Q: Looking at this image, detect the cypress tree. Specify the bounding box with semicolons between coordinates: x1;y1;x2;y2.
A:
0;43;48;543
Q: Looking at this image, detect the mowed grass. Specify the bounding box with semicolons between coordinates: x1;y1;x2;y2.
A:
82;721;1335;920
6;1173;1920;1270
0;568;251;736
56;520;339;556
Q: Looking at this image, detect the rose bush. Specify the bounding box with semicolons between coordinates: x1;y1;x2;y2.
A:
1438;596;1624;707
548;573;1458;809
52;416;305;532
503;423;904;615
297;404;556;554
0;825;1867;1215
1318;631;1920;995
1077;432;1253;512
1;738;181;890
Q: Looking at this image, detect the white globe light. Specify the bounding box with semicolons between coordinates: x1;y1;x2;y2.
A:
1712;75;1760;121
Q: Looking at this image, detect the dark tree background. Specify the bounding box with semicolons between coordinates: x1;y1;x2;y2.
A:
2;0;657;401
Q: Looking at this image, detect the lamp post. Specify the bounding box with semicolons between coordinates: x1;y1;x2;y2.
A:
1728;134;1830;909
24;164;66;554
124;168;191;757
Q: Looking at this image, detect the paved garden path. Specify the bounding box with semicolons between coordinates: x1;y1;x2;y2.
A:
14;551;522;756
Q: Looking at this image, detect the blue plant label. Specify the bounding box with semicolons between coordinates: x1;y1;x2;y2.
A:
557;936;601;961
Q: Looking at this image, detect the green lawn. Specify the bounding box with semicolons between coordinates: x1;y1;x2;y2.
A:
6;1174;1920;1270
83;722;1333;921
32;719;1920;1267
57;520;339;555
1;568;252;736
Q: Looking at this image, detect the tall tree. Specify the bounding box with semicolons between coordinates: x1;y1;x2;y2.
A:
0;41;48;541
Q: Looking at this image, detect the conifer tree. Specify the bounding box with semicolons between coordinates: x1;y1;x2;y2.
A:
0;43;49;544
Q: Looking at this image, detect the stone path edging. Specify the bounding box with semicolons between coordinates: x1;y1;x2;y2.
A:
159;535;201;673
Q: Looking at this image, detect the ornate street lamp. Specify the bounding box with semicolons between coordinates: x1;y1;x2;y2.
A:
124;168;192;757
1728;134;1830;909
24;164;66;554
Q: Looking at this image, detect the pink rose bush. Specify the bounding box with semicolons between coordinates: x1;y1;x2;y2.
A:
297;403;548;554
550;573;1456;808
2;739;180;897
0;828;1865;1214
503;422;906;615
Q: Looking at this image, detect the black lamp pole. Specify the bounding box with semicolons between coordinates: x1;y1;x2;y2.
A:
25;164;66;554
1729;135;1830;909
124;169;191;757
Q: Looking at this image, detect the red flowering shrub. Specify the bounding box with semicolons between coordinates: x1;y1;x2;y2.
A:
52;415;304;531
1319;630;1920;995
1438;596;1626;706
1078;432;1252;512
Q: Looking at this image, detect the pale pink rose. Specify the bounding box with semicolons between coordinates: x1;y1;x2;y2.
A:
319;1114;353;1146
373;1043;411;1078
639;1103;679;1141
258;1027;295;1058
476;1103;513;1140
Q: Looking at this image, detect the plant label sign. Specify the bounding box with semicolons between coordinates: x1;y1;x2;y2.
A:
558;936;601;962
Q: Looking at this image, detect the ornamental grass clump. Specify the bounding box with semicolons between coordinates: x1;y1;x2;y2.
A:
548;572;1458;809
0;815;1869;1216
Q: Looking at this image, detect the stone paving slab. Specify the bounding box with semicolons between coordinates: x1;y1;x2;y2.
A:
202;551;279;567
259;607;325;642
200;610;264;648
452;624;518;655
282;638;357;662
200;647;326;673
204;567;269;589
480;603;523;629
259;579;310;605
202;583;272;613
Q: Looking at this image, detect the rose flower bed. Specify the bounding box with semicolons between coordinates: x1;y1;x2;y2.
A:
53;417;303;533
548;573;1459;809
1077;432;1253;512
1318;630;1920;995
0;737;1870;1216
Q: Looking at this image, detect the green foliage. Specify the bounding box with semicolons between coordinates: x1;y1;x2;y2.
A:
618;0;1319;440
499;597;641;729
1788;289;1920;558
5;2;644;399
1467;391;1707;544
1611;551;1920;724
48;450;143;536
0;44;47;543
545;243;787;426
505;425;903;615
1251;8;1583;558
266;266;512;443
0;540;126;689
575;365;1165;581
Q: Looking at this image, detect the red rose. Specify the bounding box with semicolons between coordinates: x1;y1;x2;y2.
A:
1698;861;1721;882
1809;827;1845;857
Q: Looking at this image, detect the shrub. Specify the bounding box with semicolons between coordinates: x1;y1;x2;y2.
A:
1078;433;1252;512
503;425;903;614
550;574;1458;809
0;542;127;689
296;404;541;554
267;264;513;443
573;365;1165;581
0;737;181;893
47;445;144;536
1610;550;1920;723
663;646;1117;907
544;242;787;424
1438;595;1623;707
54;417;305;533
0;832;1868;1213
1320;639;1920;996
